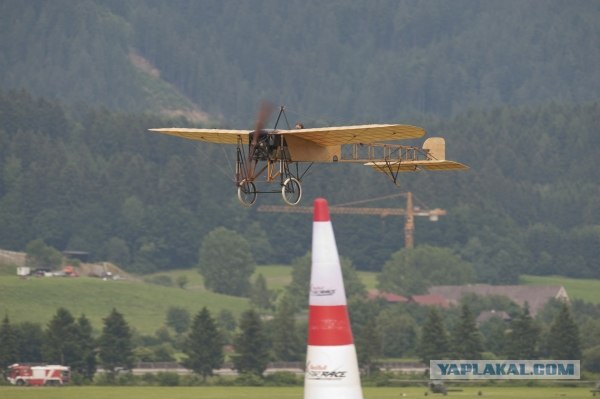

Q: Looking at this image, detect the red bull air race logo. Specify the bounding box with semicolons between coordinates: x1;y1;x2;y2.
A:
305;362;348;381
310;284;336;297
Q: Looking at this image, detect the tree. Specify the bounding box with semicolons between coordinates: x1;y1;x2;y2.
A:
478;317;507;357
579;318;600;350
14;322;44;363
356;317;382;376
165;306;191;335
198;227;255;296
271;295;302;361
377;308;418;358
104;237;131;267
377;246;474;295
449;304;484;359
583;345;600;373
244;221;273;264
547;303;581;360
217;309;237;344
176;275;189;289
72;315;96;380
98;308;134;375
43;308;79;365
0;315;17;370
233;309;270;376
505;303;539;359
183;307;224;380
25;239;63;270
418;307;449;364
332;297;381;375
285;252;312;310
249;274;272;310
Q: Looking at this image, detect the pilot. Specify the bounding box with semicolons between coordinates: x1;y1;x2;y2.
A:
295;122;304;129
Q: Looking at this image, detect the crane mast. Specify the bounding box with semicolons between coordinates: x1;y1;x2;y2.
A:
404;191;415;249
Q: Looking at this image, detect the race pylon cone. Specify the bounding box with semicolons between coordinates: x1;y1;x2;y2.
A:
304;198;363;399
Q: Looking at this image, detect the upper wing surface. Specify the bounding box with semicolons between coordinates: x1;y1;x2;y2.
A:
277;124;425;146
149;128;249;144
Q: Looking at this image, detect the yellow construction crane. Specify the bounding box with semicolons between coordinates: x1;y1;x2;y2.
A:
256;192;446;248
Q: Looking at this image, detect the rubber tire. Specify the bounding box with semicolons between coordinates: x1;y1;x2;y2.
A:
237;179;257;207
281;177;302;205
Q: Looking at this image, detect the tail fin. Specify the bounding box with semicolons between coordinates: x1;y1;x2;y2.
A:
423;137;446;160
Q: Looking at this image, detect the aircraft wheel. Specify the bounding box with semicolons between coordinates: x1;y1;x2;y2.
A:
16;379;26;386
282;177;302;206
237;179;257;207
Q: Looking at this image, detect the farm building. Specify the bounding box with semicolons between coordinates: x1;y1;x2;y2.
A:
427;284;569;316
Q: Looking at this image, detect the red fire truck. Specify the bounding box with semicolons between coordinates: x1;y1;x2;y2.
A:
7;364;71;386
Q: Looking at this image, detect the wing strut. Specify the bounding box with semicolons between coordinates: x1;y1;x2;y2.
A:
273;105;292;130
370;160;411;186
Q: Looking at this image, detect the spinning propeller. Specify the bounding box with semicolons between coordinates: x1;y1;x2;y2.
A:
247;101;274;178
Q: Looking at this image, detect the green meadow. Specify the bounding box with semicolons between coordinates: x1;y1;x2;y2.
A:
521;274;600;304
0;386;594;399
0;264;323;334
0;264;304;334
0;273;248;334
1;261;598;335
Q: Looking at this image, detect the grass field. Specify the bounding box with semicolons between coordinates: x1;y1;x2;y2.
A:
0;274;248;334
254;265;294;291
358;270;378;290
521;274;600;304
1;260;597;336
0;386;594;399
0;263;362;335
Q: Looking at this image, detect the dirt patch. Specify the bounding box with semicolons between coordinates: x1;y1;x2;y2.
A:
0;248;135;280
0;249;26;266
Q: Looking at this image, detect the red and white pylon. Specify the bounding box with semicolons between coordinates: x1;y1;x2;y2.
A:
304;198;363;399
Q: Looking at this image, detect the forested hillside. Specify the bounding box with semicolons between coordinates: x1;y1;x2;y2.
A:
0;1;599;283
0;90;598;282
1;1;599;124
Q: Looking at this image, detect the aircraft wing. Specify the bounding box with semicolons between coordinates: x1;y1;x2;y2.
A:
365;160;469;172
150;124;424;146
148;128;250;144
277;124;425;146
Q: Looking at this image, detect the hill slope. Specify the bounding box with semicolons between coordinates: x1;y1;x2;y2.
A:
2;267;598;337
0;274;248;334
1;1;600;123
0;2;599;280
0;92;598;279
0;0;208;121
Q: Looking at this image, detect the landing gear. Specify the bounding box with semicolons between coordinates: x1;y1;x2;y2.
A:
233;106;308;206
282;177;302;206
237;179;257;207
236;177;303;207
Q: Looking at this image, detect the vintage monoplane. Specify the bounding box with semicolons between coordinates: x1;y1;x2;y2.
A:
150;105;467;206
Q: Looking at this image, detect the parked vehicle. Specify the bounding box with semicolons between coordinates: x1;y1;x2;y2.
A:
6;364;70;386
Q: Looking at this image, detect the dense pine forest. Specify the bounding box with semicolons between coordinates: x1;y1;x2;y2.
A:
2;1;600;123
0;90;598;281
0;1;599;283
